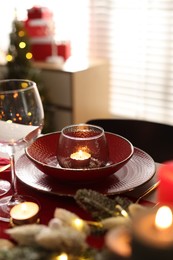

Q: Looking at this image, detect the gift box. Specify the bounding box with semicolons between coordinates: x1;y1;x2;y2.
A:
31;41;71;61
24;19;54;38
58;42;71;61
27;6;53;19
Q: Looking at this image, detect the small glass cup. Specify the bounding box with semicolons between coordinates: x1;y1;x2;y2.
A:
57;124;109;169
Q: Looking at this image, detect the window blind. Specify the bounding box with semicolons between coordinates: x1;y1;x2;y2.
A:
2;0;173;126
89;0;173;125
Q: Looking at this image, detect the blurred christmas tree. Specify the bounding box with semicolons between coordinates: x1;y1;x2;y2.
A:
5;17;33;79
5;15;52;133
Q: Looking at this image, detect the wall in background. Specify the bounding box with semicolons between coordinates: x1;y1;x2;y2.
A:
0;0;89;61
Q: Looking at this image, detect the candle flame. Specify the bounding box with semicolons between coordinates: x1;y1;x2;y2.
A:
78;150;83;156
21;203;28;212
155;206;173;229
70;150;91;160
56;253;68;260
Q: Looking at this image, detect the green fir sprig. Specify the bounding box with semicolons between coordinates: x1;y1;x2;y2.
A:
75;189;132;221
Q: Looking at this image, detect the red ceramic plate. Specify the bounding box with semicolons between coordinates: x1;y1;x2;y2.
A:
16;147;155;196
25;132;134;182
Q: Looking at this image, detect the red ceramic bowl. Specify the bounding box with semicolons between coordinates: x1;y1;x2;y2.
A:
25;131;134;182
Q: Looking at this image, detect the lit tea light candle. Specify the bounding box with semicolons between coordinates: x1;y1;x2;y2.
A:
132;206;173;260
105;227;132;259
54;252;68;260
70;149;91;168
157;162;173;205
10;202;40;226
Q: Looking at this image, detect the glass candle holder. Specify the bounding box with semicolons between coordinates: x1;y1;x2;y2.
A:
57;124;109;169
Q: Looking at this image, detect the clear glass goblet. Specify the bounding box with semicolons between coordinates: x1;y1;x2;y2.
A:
0;160;11;196
0;79;44;222
57;124;109;169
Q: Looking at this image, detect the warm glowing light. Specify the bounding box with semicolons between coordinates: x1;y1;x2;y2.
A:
0;94;5;100
155;206;173;229
6;54;13;62
55;253;68;260
6;120;12;123
70;150;91;160
13;93;18;98
21;203;27;211
26;52;32;59
115;205;129;218
19;41;26;48
16;113;20;117
21;82;28;88
27;112;32;116
18;30;25;37
72;218;84;231
10;202;39;221
18;117;22;121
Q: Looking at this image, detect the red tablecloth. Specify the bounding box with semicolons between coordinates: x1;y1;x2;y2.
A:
0;156;157;251
0;158;104;248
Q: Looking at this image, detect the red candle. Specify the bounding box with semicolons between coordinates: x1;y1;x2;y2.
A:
157;162;173;205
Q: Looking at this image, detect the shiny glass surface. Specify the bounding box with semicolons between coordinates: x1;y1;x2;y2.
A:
0;79;44;222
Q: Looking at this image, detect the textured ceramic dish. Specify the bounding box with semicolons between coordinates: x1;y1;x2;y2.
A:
16;147;155;196
25;131;134;182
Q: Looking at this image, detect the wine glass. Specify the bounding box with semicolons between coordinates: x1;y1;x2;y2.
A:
0;160;11;196
57;124;109;169
0;79;44;222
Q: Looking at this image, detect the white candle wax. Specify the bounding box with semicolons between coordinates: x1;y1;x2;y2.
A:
10;202;40;225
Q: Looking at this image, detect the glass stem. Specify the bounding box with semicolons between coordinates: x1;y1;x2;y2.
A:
9;153;18;197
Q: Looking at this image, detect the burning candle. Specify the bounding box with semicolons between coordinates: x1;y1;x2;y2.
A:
10;202;40;226
70;149;91;168
155;206;173;230
132;206;173;260
54;253;68;260
105;227;132;259
157;161;173;205
57;124;108;169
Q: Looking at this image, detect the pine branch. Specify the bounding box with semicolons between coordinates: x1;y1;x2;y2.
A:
75;189;132;221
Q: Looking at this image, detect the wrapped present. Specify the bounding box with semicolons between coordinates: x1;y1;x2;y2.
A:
24;19;54;38
31;41;71;61
58;42;71;61
27;6;53;19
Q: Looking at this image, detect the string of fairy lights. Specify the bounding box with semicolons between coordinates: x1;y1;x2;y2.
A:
6;28;33;63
